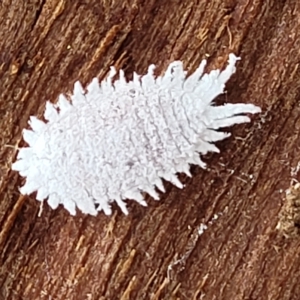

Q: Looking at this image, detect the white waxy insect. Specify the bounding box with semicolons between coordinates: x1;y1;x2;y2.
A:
12;54;261;216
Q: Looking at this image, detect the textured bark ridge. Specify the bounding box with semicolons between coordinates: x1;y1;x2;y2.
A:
1;1;300;299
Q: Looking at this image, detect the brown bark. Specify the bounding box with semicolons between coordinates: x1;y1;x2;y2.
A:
1;0;300;299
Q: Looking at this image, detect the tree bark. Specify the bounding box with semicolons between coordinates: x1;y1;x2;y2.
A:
1;0;300;299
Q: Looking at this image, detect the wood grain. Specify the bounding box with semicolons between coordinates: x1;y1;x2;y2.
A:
1;0;300;299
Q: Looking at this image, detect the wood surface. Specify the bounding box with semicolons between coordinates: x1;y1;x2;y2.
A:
1;0;300;299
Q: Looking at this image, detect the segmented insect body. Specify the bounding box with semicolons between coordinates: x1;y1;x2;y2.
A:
12;54;261;216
